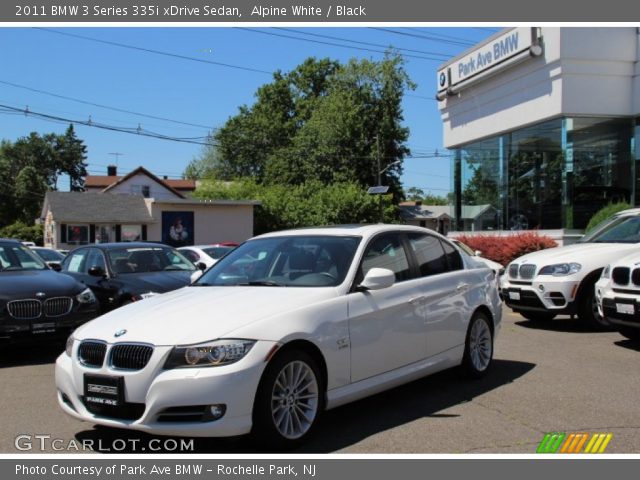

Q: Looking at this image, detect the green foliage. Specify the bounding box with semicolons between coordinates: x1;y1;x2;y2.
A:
195;179;394;234
404;187;449;205
0;221;43;245
585;202;632;233
0;125;88;227
203;54;414;201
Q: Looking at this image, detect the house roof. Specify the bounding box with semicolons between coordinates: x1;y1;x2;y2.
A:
100;166;186;198
399;203;496;221
41;192;154;223
84;167;196;193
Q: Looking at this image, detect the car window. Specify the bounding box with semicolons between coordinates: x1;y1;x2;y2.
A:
0;244;47;271
441;240;464;271
202;246;234;259
581;215;640;243
360;233;411;282
181;249;200;263
197;235;361;287
107;247;195;274
63;249;90;273
86;249;106;272
407;233;448;277
33;248;65;262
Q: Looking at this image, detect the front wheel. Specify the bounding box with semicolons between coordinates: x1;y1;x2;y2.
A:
462;312;494;378
578;283;611;331
252;350;323;449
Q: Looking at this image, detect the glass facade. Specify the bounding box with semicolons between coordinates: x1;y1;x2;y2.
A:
452;117;634;231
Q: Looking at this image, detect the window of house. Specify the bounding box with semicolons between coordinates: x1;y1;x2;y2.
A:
121;225;142;242
67;225;89;245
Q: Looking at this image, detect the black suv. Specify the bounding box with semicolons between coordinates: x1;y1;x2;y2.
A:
0;238;99;344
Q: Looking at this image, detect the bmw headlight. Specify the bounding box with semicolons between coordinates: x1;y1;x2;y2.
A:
601;265;611;279
76;288;97;304
164;339;256;369
65;335;75;357
538;263;582;276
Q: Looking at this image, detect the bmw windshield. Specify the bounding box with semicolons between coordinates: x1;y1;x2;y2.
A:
195;235;361;287
0;244;48;271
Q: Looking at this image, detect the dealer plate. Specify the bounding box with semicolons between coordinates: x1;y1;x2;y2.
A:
616;303;635;315
509;291;521;301
84;374;124;407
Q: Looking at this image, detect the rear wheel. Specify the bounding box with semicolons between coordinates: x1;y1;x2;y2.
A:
462;312;494;378
252;350;323;449
618;326;640;341
519;311;556;322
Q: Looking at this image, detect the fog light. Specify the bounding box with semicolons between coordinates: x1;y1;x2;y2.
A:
538;284;545;292
203;404;226;422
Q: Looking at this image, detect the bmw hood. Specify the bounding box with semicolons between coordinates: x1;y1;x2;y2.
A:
0;270;84;301
512;242;640;267
72;286;339;345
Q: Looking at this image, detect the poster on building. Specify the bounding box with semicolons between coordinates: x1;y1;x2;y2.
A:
162;211;194;247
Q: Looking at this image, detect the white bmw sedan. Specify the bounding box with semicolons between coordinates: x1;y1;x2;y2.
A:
56;225;502;448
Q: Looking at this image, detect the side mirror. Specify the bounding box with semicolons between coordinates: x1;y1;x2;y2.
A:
48;262;62;272
197;262;207;271
190;270;204;284
88;266;106;277
358;268;395;291
475;250;483;257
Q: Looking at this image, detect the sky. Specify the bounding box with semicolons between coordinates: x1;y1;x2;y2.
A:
0;26;498;196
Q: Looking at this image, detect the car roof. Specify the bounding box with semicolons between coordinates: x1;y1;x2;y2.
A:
77;242;170;250
0;238;21;245
253;224;445;240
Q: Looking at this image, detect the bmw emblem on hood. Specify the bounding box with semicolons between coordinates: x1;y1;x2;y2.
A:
35;292;46;299
114;329;127;338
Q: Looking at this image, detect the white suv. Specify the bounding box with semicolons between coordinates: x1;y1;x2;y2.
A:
501;208;640;329
596;252;640;341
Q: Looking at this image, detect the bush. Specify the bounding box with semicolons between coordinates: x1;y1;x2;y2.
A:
454;232;557;266
0;221;43;245
585;202;632;233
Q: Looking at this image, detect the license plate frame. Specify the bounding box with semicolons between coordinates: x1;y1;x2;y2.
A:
31;322;56;334
84;374;124;407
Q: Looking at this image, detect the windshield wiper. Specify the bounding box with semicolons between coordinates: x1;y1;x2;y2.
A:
238;280;285;287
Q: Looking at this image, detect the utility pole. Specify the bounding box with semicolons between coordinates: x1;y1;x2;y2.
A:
376;135;383;223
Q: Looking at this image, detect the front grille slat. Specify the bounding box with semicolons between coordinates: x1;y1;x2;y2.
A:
110;344;153;371
78;341;107;368
519;264;536;280
7;299;42;319
613;267;631;286
44;297;73;317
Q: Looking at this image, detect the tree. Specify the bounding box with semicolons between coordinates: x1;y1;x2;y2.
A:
208;54;414;200
183;132;222;180
0;125;88;227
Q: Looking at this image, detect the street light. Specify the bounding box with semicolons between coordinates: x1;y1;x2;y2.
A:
369;158;402;223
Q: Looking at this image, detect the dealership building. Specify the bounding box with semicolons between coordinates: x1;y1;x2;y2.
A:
438;27;640;232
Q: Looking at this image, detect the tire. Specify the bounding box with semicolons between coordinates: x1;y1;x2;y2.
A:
577;282;611;330
518;311;556;322
462;312;494;378
252;350;324;449
618;326;640;341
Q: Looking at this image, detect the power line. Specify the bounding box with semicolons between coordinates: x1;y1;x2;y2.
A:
398;28;479;46
274;28;451;59
235;28;445;62
34;28;274;76
369;28;477;48
0;79;217;131
0;103;217;147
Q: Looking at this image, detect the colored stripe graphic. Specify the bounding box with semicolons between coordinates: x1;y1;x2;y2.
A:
537;432;613;453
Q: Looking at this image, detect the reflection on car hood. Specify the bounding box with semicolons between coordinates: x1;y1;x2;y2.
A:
116;271;193;294
514;242;640;265
0;270;84;300
73;286;338;345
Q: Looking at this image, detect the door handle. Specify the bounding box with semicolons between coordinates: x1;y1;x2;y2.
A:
408;296;424;305
456;283;469;292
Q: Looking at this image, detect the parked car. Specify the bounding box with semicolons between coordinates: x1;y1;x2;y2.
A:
0;238;99;344
596;252;640;341
451;239;504;276
30;246;66;270
56;225;501;448
501;207;640;329
59;242;195;313
178;243;238;269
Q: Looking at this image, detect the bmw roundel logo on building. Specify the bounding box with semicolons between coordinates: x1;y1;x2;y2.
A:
114;329;127;338
439;72;446;88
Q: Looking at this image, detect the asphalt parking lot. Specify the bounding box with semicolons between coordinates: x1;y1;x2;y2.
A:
1;305;639;454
